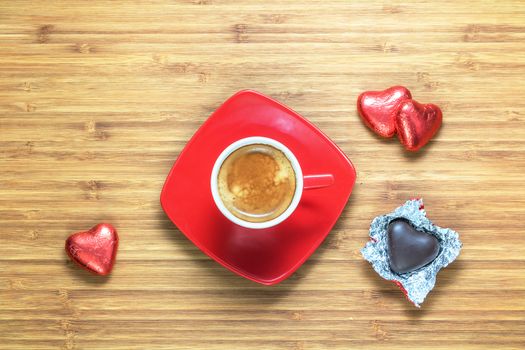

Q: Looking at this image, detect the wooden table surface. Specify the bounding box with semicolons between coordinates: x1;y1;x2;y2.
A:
1;1;524;349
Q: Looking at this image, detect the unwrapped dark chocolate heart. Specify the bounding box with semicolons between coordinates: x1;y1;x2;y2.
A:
387;219;439;274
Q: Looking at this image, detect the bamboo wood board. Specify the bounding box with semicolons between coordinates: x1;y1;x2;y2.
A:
1;1;524;349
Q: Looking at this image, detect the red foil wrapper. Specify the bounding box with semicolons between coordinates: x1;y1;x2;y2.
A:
357;86;412;138
395;100;442;151
65;223;118;275
357;86;442;151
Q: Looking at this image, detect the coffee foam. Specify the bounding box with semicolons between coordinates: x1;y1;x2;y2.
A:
217;144;296;223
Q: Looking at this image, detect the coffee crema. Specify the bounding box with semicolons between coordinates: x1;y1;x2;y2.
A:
217;143;296;223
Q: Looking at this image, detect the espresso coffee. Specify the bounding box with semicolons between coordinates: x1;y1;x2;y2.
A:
217;143;296;223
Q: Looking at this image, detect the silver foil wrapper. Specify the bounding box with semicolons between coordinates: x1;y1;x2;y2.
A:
361;199;462;307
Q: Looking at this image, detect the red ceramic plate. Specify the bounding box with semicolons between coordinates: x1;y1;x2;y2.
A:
160;90;356;285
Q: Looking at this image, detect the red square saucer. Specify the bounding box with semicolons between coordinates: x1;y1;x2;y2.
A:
160;90;356;285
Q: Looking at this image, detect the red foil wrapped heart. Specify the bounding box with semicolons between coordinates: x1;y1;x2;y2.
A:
395;99;442;151
65;223;118;275
357;86;412;137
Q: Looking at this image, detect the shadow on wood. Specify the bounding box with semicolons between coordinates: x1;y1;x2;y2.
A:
360;247;464;316
155;197;353;303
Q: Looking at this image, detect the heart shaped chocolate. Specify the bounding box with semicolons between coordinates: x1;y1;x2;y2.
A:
65;223;118;275
357;86;412;138
387;219;439;274
395;99;442;151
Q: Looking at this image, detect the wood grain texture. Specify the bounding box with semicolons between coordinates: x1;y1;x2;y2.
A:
1;0;524;349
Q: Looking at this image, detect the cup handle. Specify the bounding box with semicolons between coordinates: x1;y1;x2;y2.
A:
303;174;334;190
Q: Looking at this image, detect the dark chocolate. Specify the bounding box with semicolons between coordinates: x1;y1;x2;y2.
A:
387;219;439;274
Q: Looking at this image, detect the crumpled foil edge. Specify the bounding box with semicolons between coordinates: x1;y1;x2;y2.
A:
361;199;462;307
